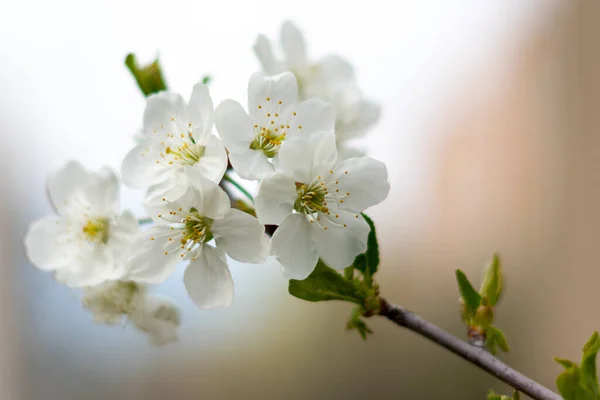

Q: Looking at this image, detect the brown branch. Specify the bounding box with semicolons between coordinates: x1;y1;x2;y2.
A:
378;299;561;400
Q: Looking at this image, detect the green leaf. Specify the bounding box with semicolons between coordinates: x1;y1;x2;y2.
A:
555;333;600;400
125;53;168;96
487;389;519;400
201;75;212;85
480;253;503;306
350;214;379;286
487;389;502;400
289;260;367;305
455;269;482;316
363;214;379;275
582;333;600;389
486;326;509;355
556;366;593;400
346;306;373;340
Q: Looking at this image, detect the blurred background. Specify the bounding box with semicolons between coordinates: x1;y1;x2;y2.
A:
1;0;596;398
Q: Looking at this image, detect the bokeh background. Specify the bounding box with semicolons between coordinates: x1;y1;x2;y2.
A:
1;0;597;398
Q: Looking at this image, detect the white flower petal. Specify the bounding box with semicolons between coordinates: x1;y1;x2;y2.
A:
144;175;189;205
248;72;298;120
183;167;231;219
310;212;369;270
270;213;318;280
54;247;115;287
130;294;180;346
253;34;285;75
229;149;274;181
337;99;381;141
184;245;233;309
84;167;120;216
214;99;255;153
47;161;88;214
126;225;182;284
336;144;367;160
212;209;268;263
334;157;390;211
280;20;308;71
286;99;335;139
121;141;170;189
189;134;227;183
23;216;75;270
314;55;355;86
187;82;214;140
143;91;187;134
255;173;296;225
277;132;337;184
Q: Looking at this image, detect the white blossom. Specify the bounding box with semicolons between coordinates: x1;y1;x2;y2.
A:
214;71;334;180
254;21;380;156
122;83;227;202
126;167;268;309
83;280;181;346
23;161;140;287
255;132;389;279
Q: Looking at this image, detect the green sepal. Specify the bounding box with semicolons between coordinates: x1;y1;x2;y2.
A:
124;53;168;96
485;325;509;355
288;260;367;305
346;306;373;340
455;269;482;317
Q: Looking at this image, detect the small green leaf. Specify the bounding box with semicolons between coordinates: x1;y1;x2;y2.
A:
201;75;212;85
556;366;592;400
582;332;600;390
352;254;367;274
487;389;518;400
455;269;482;316
289;260;367;305
486;326;509;355
362;214;379;275
346;306;373;340
480;253;503;306
125;53;168;96
350;214;379;287
555;333;600;400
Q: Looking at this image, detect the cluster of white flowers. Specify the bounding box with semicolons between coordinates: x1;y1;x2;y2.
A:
254;21;381;158
23;21;389;345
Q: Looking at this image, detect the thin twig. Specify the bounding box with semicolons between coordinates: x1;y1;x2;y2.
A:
378;299;561;400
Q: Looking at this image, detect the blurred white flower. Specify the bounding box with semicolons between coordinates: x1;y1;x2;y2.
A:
127;167;268;309
214;71;334;180
23;161;140;287
254;21;380;155
121;83;227;202
255;132;389;279
83;280;181;346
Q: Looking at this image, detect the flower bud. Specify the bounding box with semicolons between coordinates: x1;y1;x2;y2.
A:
473;304;494;328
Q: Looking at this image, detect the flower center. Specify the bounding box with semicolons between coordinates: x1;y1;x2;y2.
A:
294;181;329;216
82;217;110;244
165;142;206;167
181;208;213;244
250;128;286;158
